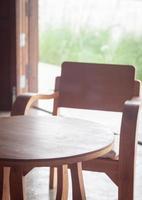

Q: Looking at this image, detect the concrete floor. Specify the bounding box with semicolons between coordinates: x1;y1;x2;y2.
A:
24;145;142;200
23;108;142;200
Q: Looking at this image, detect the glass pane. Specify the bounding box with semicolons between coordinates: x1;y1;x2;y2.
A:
39;0;142;89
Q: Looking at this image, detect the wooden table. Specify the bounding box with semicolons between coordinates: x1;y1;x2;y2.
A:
0;116;114;200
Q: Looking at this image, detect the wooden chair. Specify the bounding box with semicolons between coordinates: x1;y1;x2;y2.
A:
11;62;141;200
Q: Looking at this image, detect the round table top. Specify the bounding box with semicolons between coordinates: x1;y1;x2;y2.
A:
0;116;114;166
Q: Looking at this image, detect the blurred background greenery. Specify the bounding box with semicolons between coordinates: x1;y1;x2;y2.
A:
39;27;142;80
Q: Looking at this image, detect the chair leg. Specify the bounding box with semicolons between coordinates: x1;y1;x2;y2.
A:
118;181;134;200
118;167;135;200
56;165;68;200
49;167;57;189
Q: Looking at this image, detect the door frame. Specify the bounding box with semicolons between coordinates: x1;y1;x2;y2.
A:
16;0;38;95
28;0;38;92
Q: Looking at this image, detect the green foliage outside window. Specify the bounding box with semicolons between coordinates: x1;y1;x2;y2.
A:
39;27;142;80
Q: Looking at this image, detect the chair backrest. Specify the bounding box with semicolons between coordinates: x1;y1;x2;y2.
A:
54;62;140;113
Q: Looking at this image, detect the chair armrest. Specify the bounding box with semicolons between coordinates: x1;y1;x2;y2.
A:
120;96;142;142
118;97;142;194
119;96;142;164
11;92;59;116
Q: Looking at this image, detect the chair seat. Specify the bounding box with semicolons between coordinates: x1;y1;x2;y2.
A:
59;108;121;160
102;150;119;160
102;133;119;160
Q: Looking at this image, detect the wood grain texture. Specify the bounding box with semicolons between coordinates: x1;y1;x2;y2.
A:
49;167;57;189
11;92;59;116
70;162;86;200
10;167;23;200
2;167;10;200
10;61;141;199
56;165;68;200
0;167;3;199
59;62;136;111
0;0;16;110
0;115;114;199
0;116;113;166
118;99;141;200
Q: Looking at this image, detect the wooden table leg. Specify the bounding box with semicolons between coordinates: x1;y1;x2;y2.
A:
2;167;10;200
49;167;57;189
10;167;24;200
56;165;68;200
70;162;86;200
0;167;4;199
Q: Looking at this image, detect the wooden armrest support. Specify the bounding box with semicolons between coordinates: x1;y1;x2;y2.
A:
118;96;141;174
11;92;59;116
120;97;142;146
118;97;142;199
